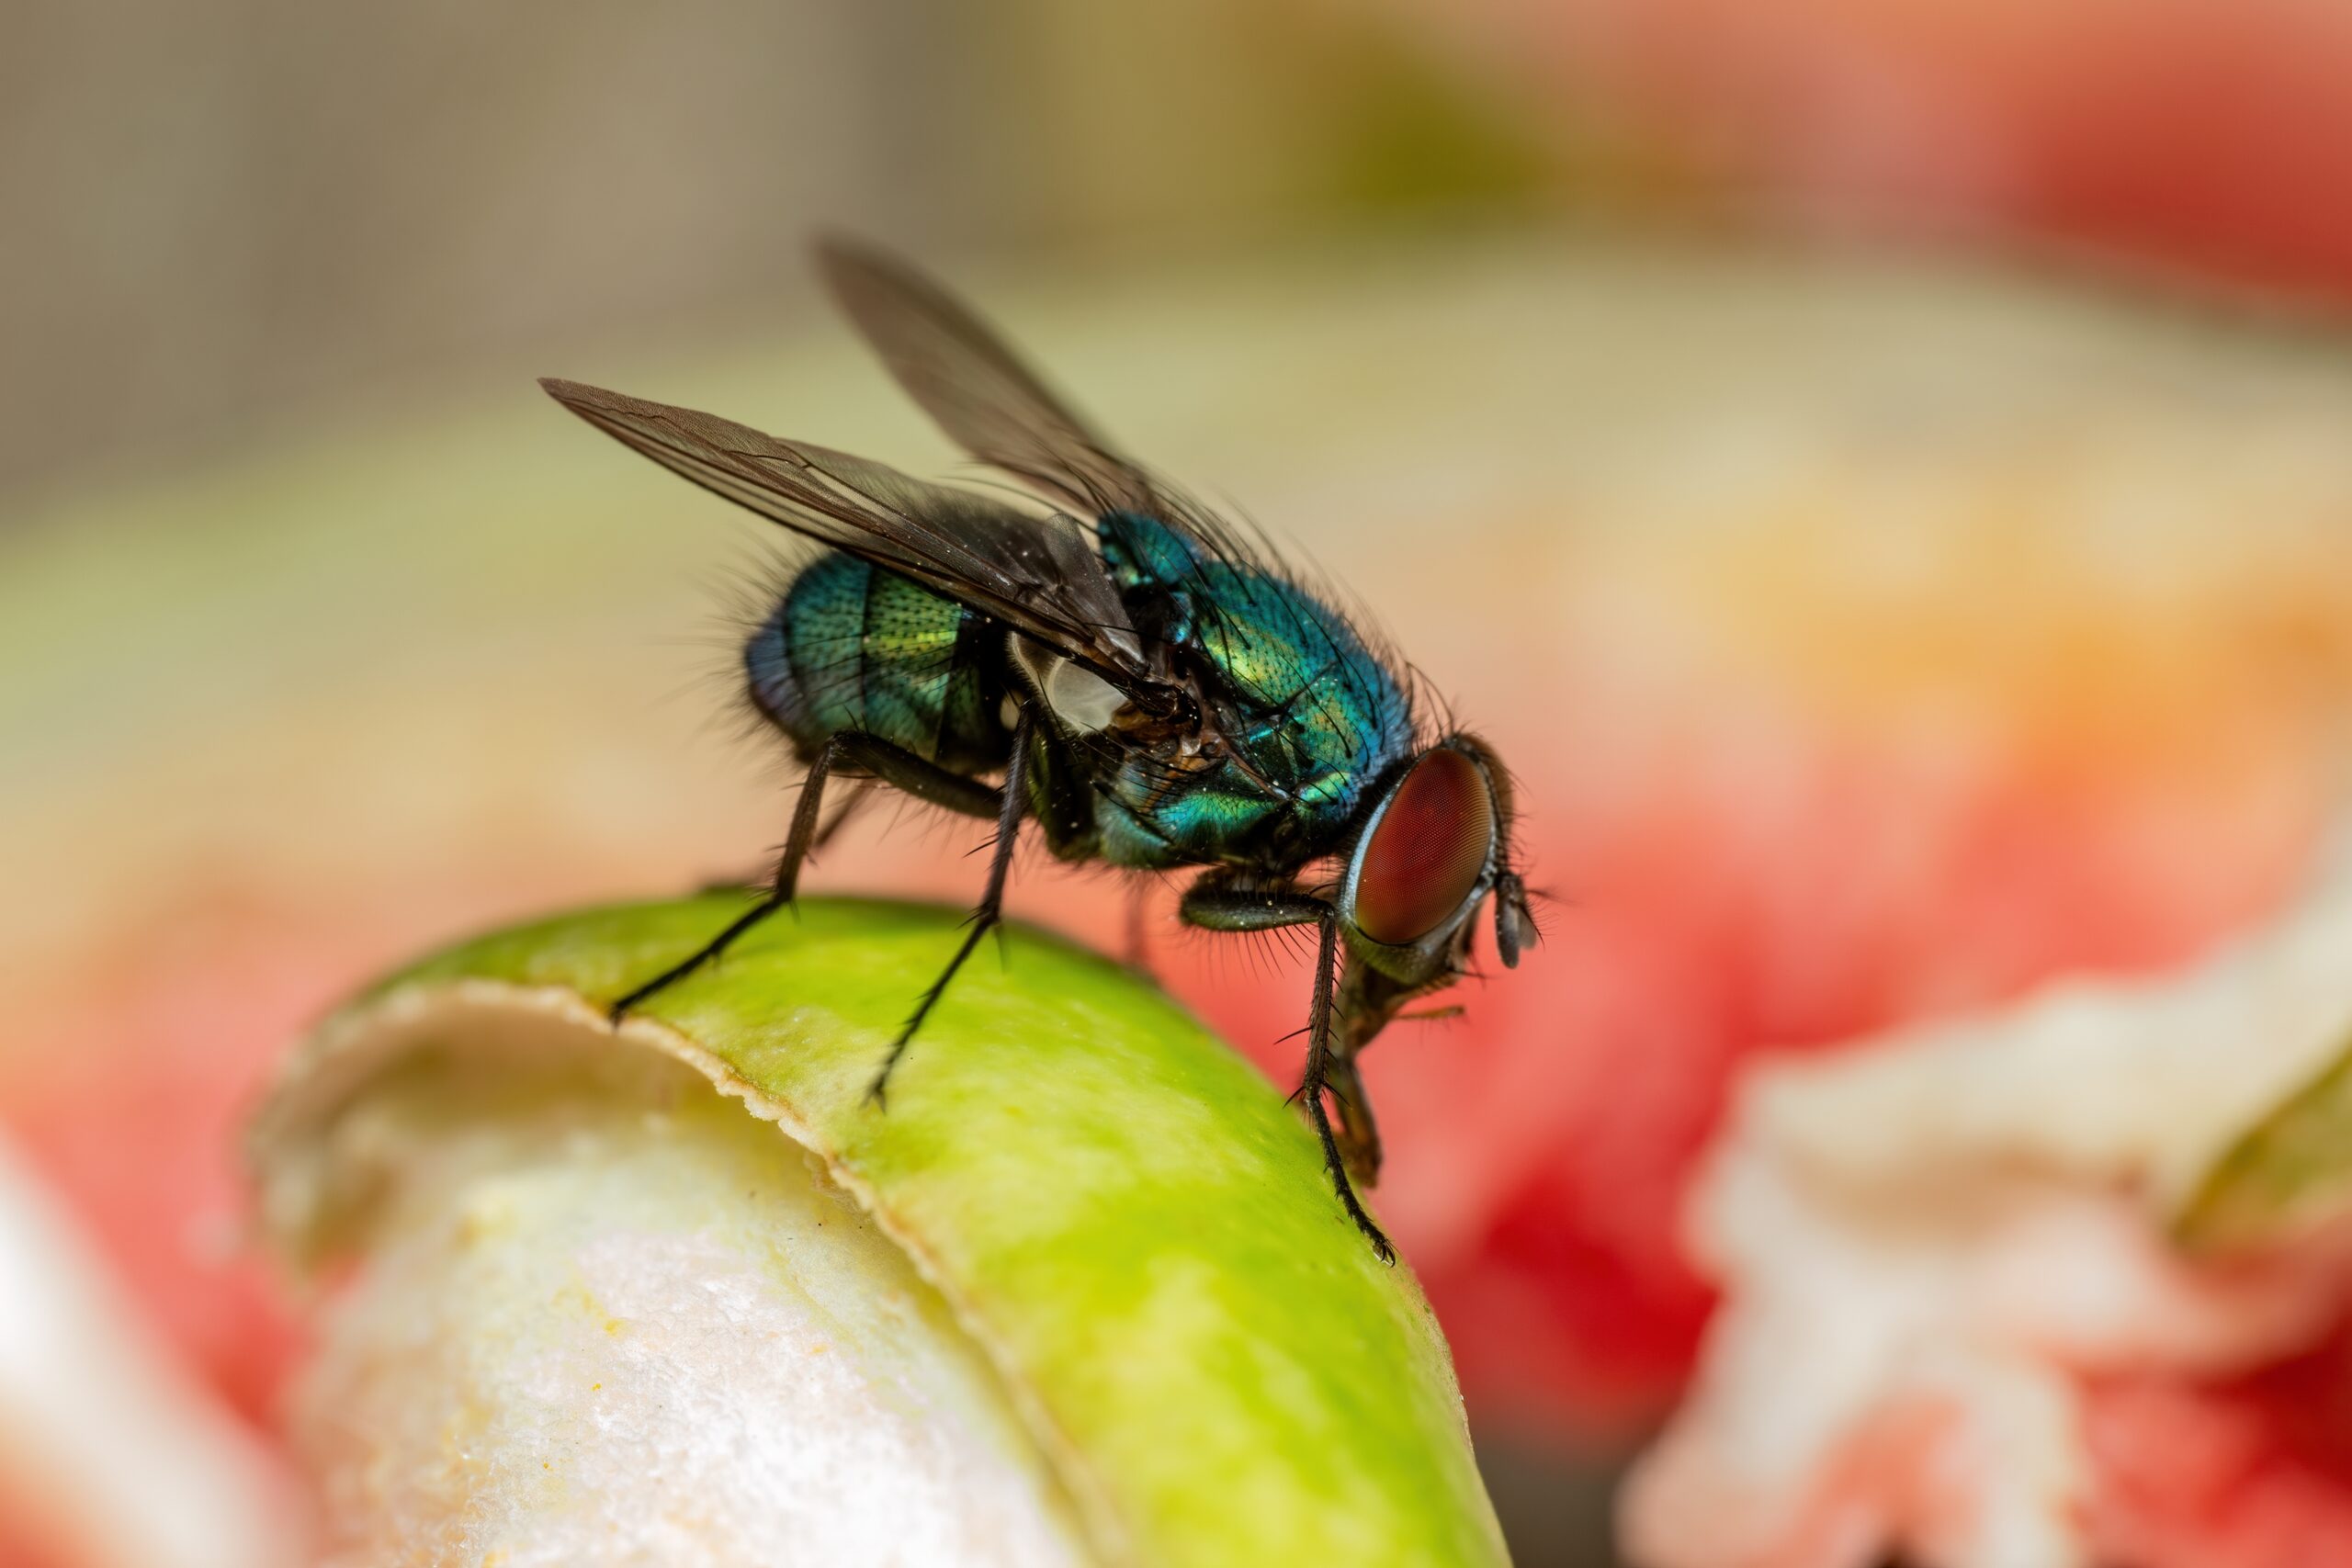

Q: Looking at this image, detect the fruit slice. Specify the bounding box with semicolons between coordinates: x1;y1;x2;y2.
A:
248;895;1506;1566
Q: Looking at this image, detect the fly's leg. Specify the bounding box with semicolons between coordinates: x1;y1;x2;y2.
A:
1177;875;1395;1262
867;710;1036;1105
611;735;998;1022
1174;875;1329;933
607;735;842;1020
697;784;874;894
1324;959;1426;1189
1122;880;1157;977
813;776;881;851
1321;1049;1383;1189
1299;910;1395;1263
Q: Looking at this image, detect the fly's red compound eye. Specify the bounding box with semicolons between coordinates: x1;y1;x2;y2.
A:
1352;747;1496;946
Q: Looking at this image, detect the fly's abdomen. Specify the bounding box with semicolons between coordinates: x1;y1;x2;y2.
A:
746;553;1009;773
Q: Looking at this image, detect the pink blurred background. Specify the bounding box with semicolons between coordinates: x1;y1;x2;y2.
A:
11;4;2352;1564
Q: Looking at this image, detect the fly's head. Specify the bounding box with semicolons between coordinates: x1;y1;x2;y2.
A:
1333;734;1535;1041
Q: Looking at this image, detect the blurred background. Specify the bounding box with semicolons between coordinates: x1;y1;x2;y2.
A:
24;0;2352;508
11;4;2352;1565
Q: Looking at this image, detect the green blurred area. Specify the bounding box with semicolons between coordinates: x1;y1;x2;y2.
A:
0;0;1668;508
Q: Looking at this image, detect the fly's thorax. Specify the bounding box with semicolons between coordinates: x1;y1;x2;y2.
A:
1096;511;1201;603
1092;510;1418;869
745;554;1011;774
1114;773;1288;869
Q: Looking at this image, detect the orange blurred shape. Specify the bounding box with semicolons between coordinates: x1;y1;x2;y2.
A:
1445;0;2352;299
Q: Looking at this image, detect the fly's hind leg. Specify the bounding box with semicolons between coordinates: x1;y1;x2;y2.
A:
609;734;998;1022
605;737;843;1021
697;781;876;895
867;710;1036;1105
1178;874;1395;1262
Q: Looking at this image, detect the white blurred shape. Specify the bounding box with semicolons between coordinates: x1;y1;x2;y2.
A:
1623;831;2352;1568
0;1134;302;1568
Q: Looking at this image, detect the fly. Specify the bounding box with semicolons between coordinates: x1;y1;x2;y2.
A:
542;240;1537;1261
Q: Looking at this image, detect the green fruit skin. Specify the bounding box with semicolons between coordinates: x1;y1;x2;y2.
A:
2177;1025;2352;1255
318;895;1509;1568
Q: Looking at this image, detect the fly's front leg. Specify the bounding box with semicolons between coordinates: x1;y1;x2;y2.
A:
1321;1051;1383;1190
1178;874;1396;1262
1324;959;1427;1189
1174;874;1329;933
611;733;999;1022
867;710;1036;1105
1301;911;1395;1263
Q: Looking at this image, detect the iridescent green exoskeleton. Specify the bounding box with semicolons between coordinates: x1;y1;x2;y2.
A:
542;242;1536;1260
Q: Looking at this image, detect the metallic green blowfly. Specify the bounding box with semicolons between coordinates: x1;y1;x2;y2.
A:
541;242;1537;1260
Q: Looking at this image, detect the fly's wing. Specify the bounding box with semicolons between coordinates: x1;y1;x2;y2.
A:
816;237;1145;517
816;238;1258;562
540;378;1154;689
